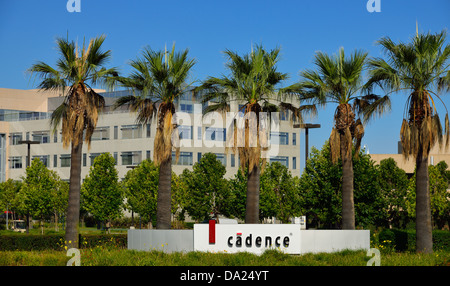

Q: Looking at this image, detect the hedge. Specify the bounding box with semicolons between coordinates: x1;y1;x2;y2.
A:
378;229;450;252
0;234;127;251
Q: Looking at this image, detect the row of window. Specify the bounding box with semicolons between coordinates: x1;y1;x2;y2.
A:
9;124;149;145
9;128;298;146
9;152;298;170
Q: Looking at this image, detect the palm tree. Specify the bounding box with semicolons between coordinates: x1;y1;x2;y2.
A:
197;45;313;223
28;35;117;248
365;29;450;253
284;48;390;229
113;44;196;229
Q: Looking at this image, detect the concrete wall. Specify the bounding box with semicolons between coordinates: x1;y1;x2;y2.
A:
127;226;370;255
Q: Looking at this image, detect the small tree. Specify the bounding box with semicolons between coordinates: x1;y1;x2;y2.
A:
378;158;410;228
122;159;159;228
0;179;23;228
18;158;65;234
81;153;123;231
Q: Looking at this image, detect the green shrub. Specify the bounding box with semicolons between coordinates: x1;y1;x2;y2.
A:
377;228;450;252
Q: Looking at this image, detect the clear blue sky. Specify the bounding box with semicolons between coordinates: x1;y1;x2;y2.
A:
1;0;449;170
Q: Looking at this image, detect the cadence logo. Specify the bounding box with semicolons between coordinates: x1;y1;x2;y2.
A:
227;232;290;248
198;220;301;254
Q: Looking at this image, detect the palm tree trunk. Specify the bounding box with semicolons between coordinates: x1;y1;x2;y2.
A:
156;157;172;229
65;141;82;249
415;151;433;253
245;164;260;224
340;133;355;230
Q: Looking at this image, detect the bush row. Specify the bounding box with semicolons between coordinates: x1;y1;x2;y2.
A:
0;233;127;251
1;229;448;252
378;229;450;252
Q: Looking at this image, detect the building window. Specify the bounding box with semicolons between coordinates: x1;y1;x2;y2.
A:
61;154;71;167
280;109;288;121
146;151;151;160
83;153;87;167
90;153;102;166
178;125;193;140
231;154;235;167
270;156;289;168
146;124;151;138
172;151;193;166
32;155;49;167
32;131;50;144
180;103;193;113
292;133;297;145
9;156;22;169
91;127;110;141
238;104;246;117
121;125;142;139
205;127;226;141
53;155;57;168
114;126;118;140
114;152;118;165
9;133;23;145
197;152;202;163
292;157;297;169
198;127;202;140
121;151;142;166
270;132;289;145
215;153;227;166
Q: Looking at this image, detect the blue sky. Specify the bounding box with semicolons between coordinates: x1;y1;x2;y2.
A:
1;0;449;170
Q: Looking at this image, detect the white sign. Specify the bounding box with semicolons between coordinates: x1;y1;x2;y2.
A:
193;223;301;254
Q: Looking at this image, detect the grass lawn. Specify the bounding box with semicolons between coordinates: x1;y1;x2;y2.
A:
1;247;449;266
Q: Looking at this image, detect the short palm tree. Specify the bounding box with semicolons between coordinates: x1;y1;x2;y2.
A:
28;35;117;248
365;30;450;253
197;45;313;223
284;48;390;229
113;44;196;229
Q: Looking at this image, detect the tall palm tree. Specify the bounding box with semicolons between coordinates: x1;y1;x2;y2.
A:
284;48;390;229
28;35;117;248
197;45;313;223
365;30;450;253
113;44;196;229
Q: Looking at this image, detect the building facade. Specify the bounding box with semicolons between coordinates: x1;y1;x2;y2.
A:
0;88;302;183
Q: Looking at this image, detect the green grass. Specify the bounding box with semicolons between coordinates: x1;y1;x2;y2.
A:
1;247;448;266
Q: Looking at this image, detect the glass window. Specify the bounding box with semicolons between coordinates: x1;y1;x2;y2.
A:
205;127;226;141
280;109;288;121
121;125;142;139
215;153;227;166
61;154;71;167
83;153;87;167
9;156;22;169
270;132;289;145
121;151;142;166
172;152;193;166
292;133;297;145
178;125;193;140
231;154;235;167
292;157;297;169
90;153;102;166
91;127;110;141
180;103;193;113
32;131;50;144
197;152;202;163
270;156;289;168
146;124;151;138
9;133;23;145
53;155;57;168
